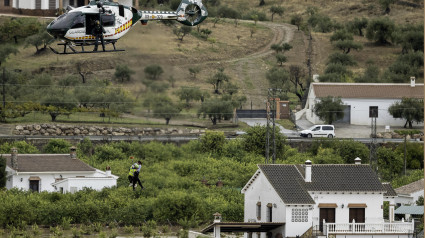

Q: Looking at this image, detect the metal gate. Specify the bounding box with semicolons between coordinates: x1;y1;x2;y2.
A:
236;109;276;118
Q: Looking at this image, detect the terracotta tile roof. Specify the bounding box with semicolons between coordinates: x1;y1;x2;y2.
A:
3;154;95;172
382;182;397;197
258;164;385;205
312;83;424;99
395;179;424;195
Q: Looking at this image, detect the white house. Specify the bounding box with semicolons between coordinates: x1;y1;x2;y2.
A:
3;147;118;193
395;179;424;206
304;79;424;127
239;160;414;238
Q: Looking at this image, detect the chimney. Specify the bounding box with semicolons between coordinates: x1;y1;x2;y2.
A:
305;160;312;182
355;157;361;165
11;147;18;170
105;166;111;177
410;76;415;87
70;146;77;159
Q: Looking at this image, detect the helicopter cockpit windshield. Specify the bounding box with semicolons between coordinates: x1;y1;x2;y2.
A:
49;11;82;30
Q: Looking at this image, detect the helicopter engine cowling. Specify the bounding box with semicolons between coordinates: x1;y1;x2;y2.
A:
176;0;208;26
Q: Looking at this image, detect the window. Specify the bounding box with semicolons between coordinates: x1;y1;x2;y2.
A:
369;106;378;118
256;202;261;220
323;126;334;131
60;187;64;194
312;126;320;131
291;208;308;222
69;0;74;6
101;15;115;27
4;0;10;6
266;203;273;222
29;180;39;193
71;14;85;29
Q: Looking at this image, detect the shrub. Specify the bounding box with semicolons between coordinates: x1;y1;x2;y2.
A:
200;131;226;153
217;6;240;18
94;144;127;162
109;228;118;238
60;217;72;230
43;139;72;153
242;10;267;21
177;229;189;238
123;225;134;234
242;125;287;159
71;227;82;238
0;141;39;154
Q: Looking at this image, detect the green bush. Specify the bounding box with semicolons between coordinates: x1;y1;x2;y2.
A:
200;130;226;153
43;139;72;153
94;144;127;162
109;228;118;238
0;141;39;154
71;227;82;238
123;225;134;234
242;10;267;21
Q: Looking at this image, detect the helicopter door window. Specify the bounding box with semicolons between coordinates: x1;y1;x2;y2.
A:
118;5;124;17
101;15;115;27
71;14;85;29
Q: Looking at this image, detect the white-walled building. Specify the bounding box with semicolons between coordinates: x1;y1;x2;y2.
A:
304;80;424;127
4;147;118;193
237;160;413;238
395;179;424;206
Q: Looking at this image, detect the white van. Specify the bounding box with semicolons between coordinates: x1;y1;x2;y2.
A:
299;125;335;138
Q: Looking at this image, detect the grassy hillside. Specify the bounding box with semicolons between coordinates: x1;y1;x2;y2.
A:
1;0;423;124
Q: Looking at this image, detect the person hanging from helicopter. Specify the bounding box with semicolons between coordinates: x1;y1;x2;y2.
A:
92;19;106;51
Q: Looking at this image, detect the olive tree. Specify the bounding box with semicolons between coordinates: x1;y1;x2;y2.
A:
313;96;345;124
388;98;424;128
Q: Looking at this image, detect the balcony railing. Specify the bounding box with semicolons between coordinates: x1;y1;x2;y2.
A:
324;220;414;236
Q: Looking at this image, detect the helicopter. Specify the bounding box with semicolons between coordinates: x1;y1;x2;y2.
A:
46;0;207;54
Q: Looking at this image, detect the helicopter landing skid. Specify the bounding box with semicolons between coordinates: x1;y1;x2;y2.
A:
49;41;125;55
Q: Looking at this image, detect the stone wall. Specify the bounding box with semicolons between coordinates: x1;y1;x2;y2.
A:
13;124;205;136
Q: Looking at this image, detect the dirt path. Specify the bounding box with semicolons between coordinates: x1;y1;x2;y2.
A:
175;21;298;110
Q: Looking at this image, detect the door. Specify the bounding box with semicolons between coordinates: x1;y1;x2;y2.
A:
29;180;39;192
335;105;351;124
77;0;84;6
311;126;323;137
35;0;41;9
349;208;365;232
349;208;365;223
319;208;335;232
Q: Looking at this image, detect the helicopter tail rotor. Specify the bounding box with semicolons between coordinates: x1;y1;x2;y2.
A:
176;0;207;26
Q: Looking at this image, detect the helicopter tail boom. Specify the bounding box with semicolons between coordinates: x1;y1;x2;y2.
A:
138;0;207;26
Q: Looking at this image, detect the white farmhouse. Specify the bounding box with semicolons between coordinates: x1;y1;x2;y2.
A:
238;160;413;238
3;147;118;193
395;179;424;206
303;79;424;127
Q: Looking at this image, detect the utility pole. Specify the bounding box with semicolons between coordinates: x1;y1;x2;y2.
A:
2;68;5;108
369;114;378;173
266;88;281;164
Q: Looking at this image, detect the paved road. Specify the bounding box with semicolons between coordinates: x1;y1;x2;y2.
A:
240;117;422;140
